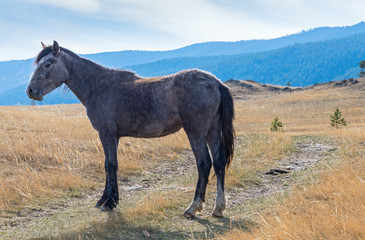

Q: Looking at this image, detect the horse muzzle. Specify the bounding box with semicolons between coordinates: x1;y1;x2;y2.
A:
26;86;43;101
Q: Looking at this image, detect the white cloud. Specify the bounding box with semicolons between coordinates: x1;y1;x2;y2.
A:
18;0;100;13
96;0;295;41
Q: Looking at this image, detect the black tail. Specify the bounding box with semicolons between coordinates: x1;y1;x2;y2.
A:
218;84;235;169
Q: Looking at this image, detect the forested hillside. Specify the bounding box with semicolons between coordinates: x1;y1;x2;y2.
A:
128;33;365;86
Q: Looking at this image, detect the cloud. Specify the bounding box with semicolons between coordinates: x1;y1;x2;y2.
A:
17;0;100;13
96;0;295;41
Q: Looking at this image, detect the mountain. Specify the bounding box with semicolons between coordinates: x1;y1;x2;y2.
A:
84;21;365;66
1;22;365;105
0;84;79;106
0;59;33;95
127;33;365;86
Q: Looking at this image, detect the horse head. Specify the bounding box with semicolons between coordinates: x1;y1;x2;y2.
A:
26;41;69;101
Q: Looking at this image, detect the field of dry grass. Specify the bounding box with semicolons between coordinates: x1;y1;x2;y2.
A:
1;78;365;239
221;128;365;240
0;105;190;212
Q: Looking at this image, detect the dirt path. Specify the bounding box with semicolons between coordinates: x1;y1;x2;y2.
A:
228;140;336;207
0;138;336;239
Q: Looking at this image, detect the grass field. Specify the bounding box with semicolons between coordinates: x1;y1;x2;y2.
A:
1;78;365;239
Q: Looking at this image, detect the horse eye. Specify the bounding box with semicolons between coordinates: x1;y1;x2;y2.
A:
45;63;51;68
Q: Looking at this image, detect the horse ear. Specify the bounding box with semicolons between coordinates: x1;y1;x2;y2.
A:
41;42;46;49
52;41;60;56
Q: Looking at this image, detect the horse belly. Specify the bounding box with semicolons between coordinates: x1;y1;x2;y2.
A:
118;113;182;138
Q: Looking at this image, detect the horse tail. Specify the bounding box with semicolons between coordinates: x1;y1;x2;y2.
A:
218;84;235;169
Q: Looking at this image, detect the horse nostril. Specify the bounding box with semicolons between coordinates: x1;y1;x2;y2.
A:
26;86;38;99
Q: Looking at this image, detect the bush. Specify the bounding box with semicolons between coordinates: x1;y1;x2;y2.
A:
359;61;365;78
270;117;283;132
330;108;347;128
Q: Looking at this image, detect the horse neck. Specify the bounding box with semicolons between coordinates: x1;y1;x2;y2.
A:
61;51;137;106
60;52;98;105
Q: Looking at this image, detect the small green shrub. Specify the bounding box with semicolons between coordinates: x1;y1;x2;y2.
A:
330;108;347;129
270;117;283;132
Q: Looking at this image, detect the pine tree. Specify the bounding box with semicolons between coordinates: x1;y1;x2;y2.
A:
270;117;283;132
330;108;347;129
359;61;365;78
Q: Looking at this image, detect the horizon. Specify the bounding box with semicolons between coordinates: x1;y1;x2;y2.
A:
1;0;365;61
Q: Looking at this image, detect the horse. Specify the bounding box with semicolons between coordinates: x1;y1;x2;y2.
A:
26;41;235;218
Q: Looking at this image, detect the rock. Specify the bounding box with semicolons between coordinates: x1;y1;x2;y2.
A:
142;230;151;238
265;169;291;175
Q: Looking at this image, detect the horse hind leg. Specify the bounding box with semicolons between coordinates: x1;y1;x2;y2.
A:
183;134;212;218
208;118;227;217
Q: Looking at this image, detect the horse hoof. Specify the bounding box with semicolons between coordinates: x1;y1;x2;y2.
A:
212;210;224;218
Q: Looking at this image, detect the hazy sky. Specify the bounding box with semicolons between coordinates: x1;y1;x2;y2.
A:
1;0;364;61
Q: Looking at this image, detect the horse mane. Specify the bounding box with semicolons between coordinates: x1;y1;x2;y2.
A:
34;45;81;65
34;46;52;64
34;45;139;81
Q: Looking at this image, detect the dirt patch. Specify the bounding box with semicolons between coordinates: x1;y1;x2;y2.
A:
228;140;336;207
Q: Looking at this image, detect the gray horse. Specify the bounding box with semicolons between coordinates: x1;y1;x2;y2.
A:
26;41;235;218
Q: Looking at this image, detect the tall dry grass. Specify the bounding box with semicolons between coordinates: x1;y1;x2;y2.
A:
220;84;365;239
226;133;293;189
0;105;190;211
220;128;365;240
234;86;365;135
1;80;365;239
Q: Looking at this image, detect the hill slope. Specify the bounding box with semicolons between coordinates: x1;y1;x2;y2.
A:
0;59;33;95
0;84;79;106
128;33;365;86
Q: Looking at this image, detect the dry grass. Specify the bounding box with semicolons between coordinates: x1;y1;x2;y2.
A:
0;105;190;211
124;190;185;221
1;79;365;239
226;133;293;189
234;86;365;135
219;82;365;239
220;128;365;240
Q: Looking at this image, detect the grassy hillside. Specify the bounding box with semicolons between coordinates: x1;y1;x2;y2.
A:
1;77;365;239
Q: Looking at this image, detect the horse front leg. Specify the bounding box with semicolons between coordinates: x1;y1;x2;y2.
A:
96;131;119;211
95;161;109;208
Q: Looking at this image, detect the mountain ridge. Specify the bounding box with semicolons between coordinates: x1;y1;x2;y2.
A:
127;32;365;86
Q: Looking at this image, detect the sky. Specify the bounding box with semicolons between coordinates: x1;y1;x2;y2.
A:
0;0;364;61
